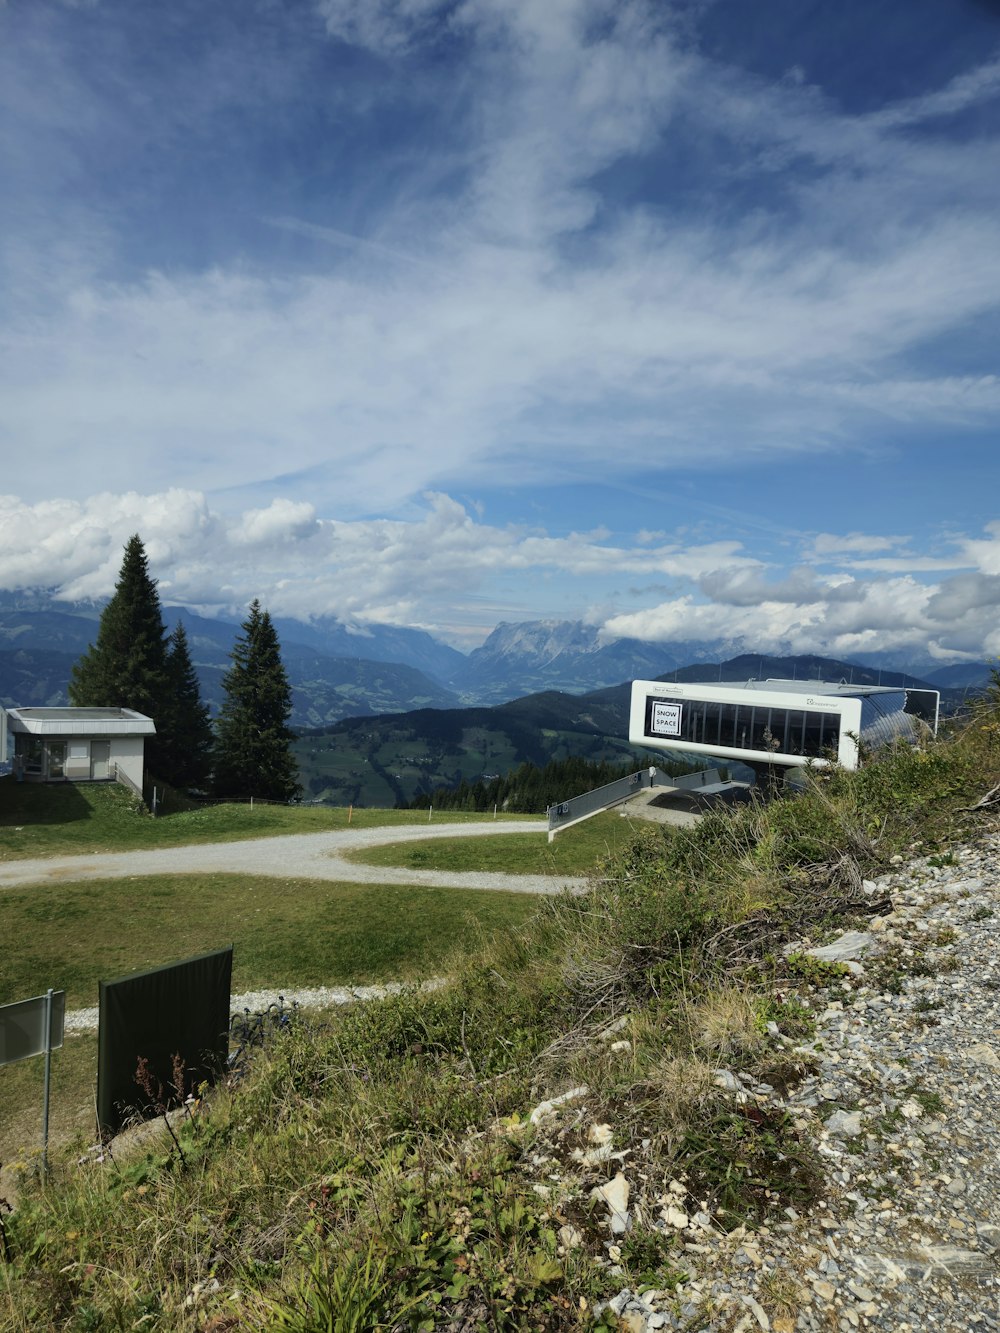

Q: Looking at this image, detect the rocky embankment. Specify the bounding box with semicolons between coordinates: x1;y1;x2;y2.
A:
523;834;1000;1332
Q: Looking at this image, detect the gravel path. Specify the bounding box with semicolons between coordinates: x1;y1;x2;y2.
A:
0;819;586;897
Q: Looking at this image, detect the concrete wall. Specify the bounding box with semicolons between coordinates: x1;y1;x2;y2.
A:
111;736;147;790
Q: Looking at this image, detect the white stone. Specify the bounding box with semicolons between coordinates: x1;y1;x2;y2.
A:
714;1069;743;1092
964;1043;1000;1070
825;1109;863;1138
528;1085;589;1124
807;931;875;963
741;1293;771;1329
592;1171;631;1234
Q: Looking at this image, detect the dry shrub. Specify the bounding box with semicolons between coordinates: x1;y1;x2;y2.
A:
682;987;765;1060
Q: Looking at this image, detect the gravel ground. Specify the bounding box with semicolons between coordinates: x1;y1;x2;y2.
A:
572;831;1000;1332
0;818;584;896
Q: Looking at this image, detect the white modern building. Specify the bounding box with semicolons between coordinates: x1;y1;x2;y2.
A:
629;679;939;777
4;706;156;789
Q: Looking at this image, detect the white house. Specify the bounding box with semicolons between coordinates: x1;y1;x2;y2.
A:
4;706;156;790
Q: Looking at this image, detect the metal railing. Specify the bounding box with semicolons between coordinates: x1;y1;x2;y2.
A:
113;763;144;802
547;766;676;839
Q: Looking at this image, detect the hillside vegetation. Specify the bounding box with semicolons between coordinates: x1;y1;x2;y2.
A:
3;689;1000;1331
295;696;657;807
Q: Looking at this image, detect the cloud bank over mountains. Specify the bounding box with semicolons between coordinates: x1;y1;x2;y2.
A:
1;491;997;663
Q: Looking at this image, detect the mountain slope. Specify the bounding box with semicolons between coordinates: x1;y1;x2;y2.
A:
0;607;459;727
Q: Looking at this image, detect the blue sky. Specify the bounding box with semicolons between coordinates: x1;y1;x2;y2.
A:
1;0;999;662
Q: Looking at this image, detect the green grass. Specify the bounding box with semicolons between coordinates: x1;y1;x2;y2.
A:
0;873;540;1010
6;703;1000;1331
0;871;540;1162
1;1033;98;1170
344;809;641;876
0;779;536;861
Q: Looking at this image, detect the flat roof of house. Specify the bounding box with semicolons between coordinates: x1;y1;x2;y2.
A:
6;706;156;736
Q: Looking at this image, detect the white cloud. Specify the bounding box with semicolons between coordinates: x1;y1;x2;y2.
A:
0;489;755;634
315;0;448;54
4;0;998;517
232;499;319;546
811;532;911;557
1;490;999;660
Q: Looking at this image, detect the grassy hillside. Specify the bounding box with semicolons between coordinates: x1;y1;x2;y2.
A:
295;693;658;807
3;691;999;1330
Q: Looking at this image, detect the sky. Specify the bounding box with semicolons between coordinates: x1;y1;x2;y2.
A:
1;0;999;662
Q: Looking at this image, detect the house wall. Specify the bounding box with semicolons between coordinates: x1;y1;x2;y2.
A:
13;731;147;786
110;736;147;790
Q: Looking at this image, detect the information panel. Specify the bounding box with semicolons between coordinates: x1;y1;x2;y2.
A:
0;991;65;1068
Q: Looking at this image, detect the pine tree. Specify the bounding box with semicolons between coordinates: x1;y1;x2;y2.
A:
159;622;215;790
214;600;300;802
69;536;216;792
70;534;171;775
70;535;169;717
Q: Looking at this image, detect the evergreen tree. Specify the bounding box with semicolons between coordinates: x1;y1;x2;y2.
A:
70;534;171;775
159;623;214;790
70;536;215;792
70;535;169;717
214;599;300;802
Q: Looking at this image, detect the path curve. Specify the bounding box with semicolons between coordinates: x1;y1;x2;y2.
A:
0;820;588;897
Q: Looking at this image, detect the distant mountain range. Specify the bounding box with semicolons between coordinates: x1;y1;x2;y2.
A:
0;593;992;731
294;650;983;807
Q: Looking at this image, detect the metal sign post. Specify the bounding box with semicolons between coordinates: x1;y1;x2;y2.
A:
0;989;66;1173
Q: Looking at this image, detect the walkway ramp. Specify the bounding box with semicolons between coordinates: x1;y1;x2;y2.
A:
546;767;753;840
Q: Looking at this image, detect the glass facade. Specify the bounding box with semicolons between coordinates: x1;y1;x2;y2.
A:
644;695;841;759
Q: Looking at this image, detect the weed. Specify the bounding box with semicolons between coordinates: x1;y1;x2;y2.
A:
263;1238;423;1332
3;692;1000;1331
133;1054;189;1167
679;1105;821;1226
784;952;852;987
617;1228;686;1289
927;925;957;947
904;1085;946;1117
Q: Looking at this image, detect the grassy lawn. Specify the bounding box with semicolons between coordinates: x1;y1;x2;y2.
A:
1;1032;98;1170
343;808;642;876
0;871;541;1160
0;779;538;861
0;873;540;1010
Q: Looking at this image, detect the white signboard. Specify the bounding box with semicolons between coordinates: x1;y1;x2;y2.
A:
650;701;683;738
0;991;65;1068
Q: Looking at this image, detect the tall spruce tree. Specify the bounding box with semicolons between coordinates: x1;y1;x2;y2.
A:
159;622;215;790
70;535;214;791
214;599;300;802
70;535;169;715
70;534;171;775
